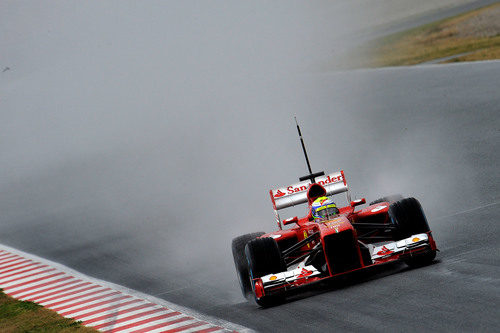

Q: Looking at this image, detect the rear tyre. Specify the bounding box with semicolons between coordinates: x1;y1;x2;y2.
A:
388;197;436;267
231;232;265;298
369;194;404;206
245;237;286;307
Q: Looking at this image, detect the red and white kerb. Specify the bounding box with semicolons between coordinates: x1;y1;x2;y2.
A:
0;246;248;333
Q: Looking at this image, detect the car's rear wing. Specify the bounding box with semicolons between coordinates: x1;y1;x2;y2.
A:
269;170;351;229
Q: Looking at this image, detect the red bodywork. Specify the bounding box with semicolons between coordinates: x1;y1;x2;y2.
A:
253;180;437;297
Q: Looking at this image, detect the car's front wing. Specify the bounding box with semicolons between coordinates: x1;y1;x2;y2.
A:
368;233;433;263
254;232;435;297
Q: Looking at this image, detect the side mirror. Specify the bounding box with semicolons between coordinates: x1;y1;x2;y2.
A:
350;198;366;207
283;216;298;225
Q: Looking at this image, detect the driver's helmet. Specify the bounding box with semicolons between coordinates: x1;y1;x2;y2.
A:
311;196;339;221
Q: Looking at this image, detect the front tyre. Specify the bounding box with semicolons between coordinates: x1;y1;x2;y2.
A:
389;197;436;267
245;237;286;307
369;194;404;206
231;232;264;298
403;250;436;267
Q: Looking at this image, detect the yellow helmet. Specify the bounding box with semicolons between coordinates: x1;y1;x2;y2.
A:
311;196;339;221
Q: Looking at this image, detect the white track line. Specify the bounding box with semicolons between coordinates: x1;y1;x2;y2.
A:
433;201;499;221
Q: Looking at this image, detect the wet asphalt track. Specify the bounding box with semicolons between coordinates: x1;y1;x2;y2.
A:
1;61;499;332
204;62;500;332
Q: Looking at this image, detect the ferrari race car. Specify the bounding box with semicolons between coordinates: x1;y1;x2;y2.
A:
231;170;438;306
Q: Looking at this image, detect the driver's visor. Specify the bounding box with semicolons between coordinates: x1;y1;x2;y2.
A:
316;204;338;218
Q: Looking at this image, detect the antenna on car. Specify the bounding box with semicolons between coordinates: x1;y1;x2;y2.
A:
294;116;325;183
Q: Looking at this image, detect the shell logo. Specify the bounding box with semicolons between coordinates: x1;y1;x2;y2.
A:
412;237;420;242
269;276;277;281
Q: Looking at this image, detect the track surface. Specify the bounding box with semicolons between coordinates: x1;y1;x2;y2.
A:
2;61;499;331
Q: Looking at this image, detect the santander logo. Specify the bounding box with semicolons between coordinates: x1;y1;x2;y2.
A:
377;246;393;256
274;190;286;198
275;174;343;197
297;268;313;279
317;174;343;187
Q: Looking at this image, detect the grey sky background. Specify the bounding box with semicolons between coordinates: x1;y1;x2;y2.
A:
1;0;496;304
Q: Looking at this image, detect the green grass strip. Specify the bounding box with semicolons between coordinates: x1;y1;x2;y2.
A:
0;288;97;332
341;2;500;68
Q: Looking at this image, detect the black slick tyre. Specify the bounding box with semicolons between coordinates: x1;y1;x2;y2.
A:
231;232;264;298
402;250;436;267
388;197;436;267
245;237;286;307
369;194;404;206
388;197;430;239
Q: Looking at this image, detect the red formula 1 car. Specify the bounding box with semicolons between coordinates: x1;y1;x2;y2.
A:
231;170;438;306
